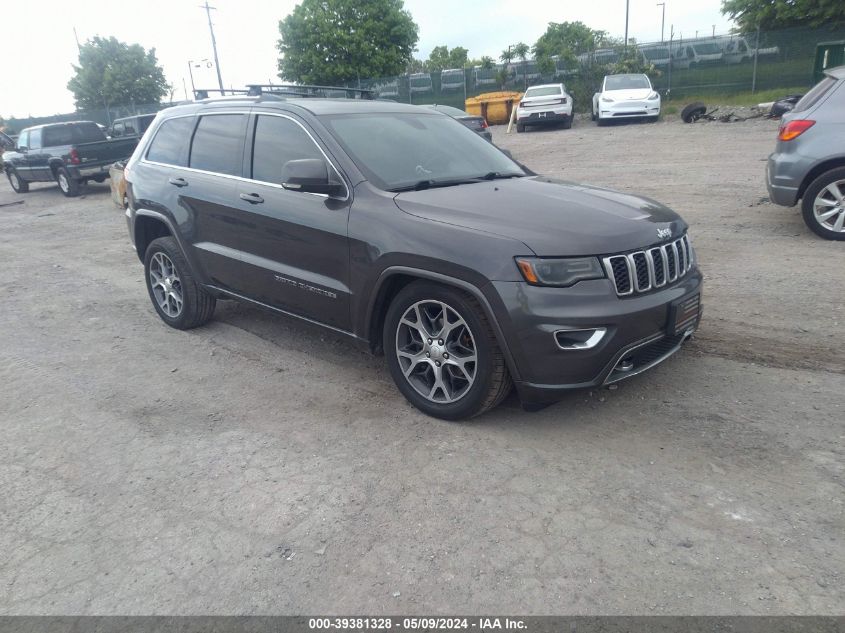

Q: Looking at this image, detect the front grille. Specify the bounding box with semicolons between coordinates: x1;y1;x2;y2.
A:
603;234;693;297
627;332;687;366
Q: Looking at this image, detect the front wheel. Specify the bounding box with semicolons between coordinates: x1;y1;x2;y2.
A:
56;167;80;197
144;236;217;328
516;123;525;133
384;282;512;420
801;167;845;240
7;167;29;193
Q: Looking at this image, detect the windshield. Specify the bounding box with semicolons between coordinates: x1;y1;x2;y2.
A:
525;86;562;97
321;112;525;191
693;43;721;54
423;105;470;117
605;74;651;91
643;48;669;60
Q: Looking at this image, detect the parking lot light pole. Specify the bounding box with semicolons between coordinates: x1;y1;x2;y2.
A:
657;3;665;42
624;0;630;47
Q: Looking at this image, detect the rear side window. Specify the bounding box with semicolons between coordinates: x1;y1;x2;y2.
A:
146;116;195;166
189;114;246;176
251;115;325;185
42;122;105;146
793;76;837;112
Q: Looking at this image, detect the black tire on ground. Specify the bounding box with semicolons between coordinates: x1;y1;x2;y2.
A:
91;175;107;183
7;167;29;193
800;166;845;241
597;116;607;127
383;281;512;421
563;116;573;129
56;166;81;197
143;236;217;329
591;106;597;121
516;123;525;133
681;102;707;123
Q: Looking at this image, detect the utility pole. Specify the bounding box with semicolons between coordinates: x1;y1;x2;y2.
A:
624;0;630;47
657;3;665;43
200;1;225;93
712;25;716;37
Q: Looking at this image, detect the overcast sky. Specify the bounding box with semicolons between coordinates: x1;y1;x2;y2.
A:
3;0;734;118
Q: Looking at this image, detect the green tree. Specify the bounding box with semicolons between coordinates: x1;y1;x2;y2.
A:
721;0;845;30
479;56;495;69
532;21;609;59
67;36;168;111
425;45;470;71
277;0;419;85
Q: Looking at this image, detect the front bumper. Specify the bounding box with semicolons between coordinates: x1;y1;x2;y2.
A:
598;100;660;119
491;269;703;404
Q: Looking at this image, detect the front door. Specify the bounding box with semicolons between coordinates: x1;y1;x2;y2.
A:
228;112;352;331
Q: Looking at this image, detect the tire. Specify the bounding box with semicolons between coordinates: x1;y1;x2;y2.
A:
56;167;80;197
516;123;525;133
7;167;29;193
92;175;107;183
800;167;845;241
562;115;573;129
591;105;597;121
143;236;217;329
383;281;512;420
597;116;607;127
681;102;707;123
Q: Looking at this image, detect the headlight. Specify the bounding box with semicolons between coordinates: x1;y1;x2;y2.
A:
601;96;614;103
516;257;605;287
647;91;660;100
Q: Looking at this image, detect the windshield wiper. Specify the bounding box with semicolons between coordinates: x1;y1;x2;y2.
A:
388;172;525;192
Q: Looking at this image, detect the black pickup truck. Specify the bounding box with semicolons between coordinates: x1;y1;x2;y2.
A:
2;121;139;196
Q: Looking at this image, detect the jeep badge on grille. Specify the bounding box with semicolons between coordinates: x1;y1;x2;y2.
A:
657;227;672;239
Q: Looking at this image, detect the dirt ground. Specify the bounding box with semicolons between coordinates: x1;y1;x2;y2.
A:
0;116;842;615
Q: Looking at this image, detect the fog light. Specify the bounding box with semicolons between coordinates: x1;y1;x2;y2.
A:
554;328;607;350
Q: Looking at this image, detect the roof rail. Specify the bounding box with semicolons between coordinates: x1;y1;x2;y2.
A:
192;88;251;100
246;84;376;100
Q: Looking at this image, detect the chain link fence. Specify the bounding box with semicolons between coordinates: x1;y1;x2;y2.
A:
3;24;844;133
344;24;845;111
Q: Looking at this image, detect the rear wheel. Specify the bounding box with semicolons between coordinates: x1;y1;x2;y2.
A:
801;167;845;241
384;282;512;420
144;236;217;328
7;167;29;193
56;167;80;197
516;123;525;133
562;115;573;129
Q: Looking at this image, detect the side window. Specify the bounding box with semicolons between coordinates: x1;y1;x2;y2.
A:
18;131;29;150
124;121;137;135
29;129;42;149
146;116;195;166
251;115;326;185
189;114;246;176
112;123;125;137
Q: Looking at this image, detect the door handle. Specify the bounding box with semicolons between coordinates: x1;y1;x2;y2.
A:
239;192;264;204
168;177;188;187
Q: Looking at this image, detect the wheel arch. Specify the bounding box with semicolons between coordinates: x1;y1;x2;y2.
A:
134;210;176;262
365;266;522;381
797;157;845;201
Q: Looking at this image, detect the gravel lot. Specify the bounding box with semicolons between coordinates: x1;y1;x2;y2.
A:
0;116;842;615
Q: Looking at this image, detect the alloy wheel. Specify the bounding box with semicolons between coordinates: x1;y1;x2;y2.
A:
813;179;845;233
149;252;184;318
58;172;69;193
395;300;477;404
10;172;19;189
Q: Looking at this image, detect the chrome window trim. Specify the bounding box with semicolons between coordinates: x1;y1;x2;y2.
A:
139;109;351;202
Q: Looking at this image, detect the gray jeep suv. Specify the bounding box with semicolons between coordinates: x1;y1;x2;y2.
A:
767;66;845;240
124;97;702;420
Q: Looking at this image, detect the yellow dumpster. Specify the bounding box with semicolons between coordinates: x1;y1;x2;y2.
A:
465;91;523;125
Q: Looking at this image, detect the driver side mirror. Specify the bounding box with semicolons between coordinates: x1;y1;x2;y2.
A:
281;158;345;197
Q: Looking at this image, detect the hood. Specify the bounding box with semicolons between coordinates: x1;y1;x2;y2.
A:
606;88;653;100
393;177;687;256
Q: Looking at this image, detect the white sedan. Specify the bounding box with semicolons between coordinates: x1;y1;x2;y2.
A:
592;73;661;125
515;83;574;132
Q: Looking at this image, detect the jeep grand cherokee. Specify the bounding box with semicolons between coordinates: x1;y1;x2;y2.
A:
124;97;702;420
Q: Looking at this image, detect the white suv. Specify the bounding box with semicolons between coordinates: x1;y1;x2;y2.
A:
515;83;574;133
592;74;661;125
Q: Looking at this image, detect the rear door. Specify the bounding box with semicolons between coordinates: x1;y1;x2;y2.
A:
179;112;249;293
26;128;52;180
228;111;352;330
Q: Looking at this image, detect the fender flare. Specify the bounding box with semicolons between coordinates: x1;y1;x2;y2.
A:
366;266;522;381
